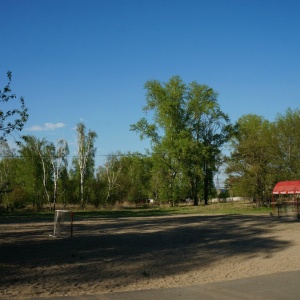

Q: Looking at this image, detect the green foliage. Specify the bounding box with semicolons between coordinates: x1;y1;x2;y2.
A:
0;142;31;211
225;115;274;205
74;122;97;209
119;153;152;205
226;109;300;205
19;136;53;210
272;108;300;180
1;75;300;211
131;76;232;205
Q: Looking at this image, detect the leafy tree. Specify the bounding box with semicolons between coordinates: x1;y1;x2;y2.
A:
0;71;28;141
74;122;97;208
19;136;52;210
151;145;183;206
46;139;69;210
119;153;152;205
0;141;14;192
0;156;30;211
272;108;300;181
98;153;123;205
131;76;232;205
184;82;232;204
57;162;70;207
89;174;107;208
225;114;274;206
0;141;15;209
131;77;190;205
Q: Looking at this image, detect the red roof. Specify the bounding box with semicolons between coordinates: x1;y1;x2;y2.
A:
272;181;300;194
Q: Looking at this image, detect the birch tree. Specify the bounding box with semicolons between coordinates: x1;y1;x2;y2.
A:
46;139;69;210
97;153;123;204
75;122;97;208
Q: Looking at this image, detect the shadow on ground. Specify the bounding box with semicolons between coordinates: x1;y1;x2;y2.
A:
0;214;294;297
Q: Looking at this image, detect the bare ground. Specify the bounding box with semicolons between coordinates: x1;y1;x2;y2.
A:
1;214;300;299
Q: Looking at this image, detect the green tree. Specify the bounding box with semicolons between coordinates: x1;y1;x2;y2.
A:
272;108;300;181
185;82;232;204
19;136;52;210
225;114;274;206
119;153;152;205
0;156;30;211
0;71;28;141
0;141;16;209
131;76;232;205
46;139;69;210
74;122;97;209
95;165;110;206
98;153;123;205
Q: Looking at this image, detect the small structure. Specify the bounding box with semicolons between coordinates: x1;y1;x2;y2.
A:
272;181;300;218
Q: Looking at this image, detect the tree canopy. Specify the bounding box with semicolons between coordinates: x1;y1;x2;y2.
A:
131;76;233;205
0;74;299;212
225;109;300;205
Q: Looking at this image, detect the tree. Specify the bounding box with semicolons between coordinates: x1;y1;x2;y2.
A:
131;77;190;205
19;136;52;210
272;108;300;181
131;76;232;205
75;122;97;209
0;71;28;141
225;114;274;206
46;139;69;210
151;144;184;206
185;82;232;204
0;150;29;211
0;141;15;208
119;153;152;205
99;153;123;205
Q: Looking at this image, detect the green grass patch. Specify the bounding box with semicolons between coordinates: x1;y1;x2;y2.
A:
0;201;272;220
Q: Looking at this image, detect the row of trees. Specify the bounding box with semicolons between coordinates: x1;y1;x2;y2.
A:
0;73;299;211
225;108;300;206
0;123;98;210
0;138;155;211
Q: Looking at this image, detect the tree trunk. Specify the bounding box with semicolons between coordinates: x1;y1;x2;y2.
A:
204;172;209;205
190;177;199;206
80;172;85;209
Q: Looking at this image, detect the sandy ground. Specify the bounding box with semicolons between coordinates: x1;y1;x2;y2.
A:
1;213;300;299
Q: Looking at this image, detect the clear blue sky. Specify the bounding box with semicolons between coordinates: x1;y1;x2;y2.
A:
1;0;300;168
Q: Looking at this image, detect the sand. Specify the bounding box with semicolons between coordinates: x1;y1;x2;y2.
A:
1;214;300;299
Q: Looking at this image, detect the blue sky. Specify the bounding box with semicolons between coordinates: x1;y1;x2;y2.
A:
1;0;300;170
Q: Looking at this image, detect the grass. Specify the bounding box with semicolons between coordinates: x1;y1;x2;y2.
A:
0;201;272;220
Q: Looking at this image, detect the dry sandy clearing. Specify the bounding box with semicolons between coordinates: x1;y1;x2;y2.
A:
1;214;300;299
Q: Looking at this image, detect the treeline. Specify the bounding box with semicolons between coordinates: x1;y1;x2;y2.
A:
0;76;299;211
225;108;300;206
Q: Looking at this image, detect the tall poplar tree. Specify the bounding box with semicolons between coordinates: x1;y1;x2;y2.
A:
131;76;232;205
